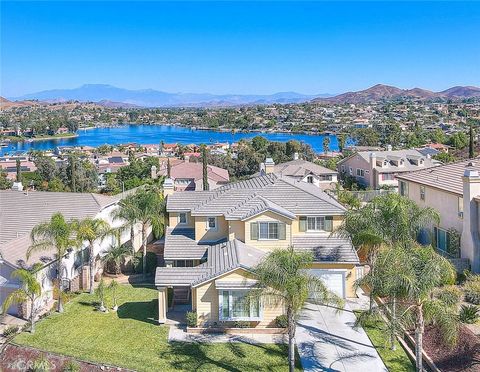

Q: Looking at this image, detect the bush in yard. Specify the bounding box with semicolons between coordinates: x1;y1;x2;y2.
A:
459;304;480;324
133;251;157;274
186;311;197;327
436;285;463;306
464;273;480;305
32;355;53;372
63;360;81;372
2;325;19;338
274;314;288;328
233;320;250;328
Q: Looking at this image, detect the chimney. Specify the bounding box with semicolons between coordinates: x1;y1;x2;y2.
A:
163;178;175;198
151;165;157;180
461;163;480;272
369;152;377;169
265;158;275;174
293;152;299;160
11;181;24;192
259;162;266;176
386;144;392;151
184;155;190;163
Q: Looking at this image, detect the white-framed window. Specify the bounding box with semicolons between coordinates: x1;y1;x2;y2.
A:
399;181;408;197
356;168;365;177
301;216;333;232
306;175;314;184
206;217;217;231
349;167;353;176
341;165;346;173
178;212;188;225
434;227;450;253
319;174;333;181
420;185;425;201
458;197;464;219
219;290;262;321
259;221;279;239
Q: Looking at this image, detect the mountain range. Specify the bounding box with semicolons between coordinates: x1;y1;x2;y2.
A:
312;84;480;104
10;84;332;107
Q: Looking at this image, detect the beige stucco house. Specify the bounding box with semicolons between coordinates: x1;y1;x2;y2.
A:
155;173;359;328
396;160;479;272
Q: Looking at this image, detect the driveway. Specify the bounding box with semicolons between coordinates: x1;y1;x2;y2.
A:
296;302;387;372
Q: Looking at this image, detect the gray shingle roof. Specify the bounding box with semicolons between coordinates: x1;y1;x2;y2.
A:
292;235;359;264
155;239;266;287
163;227;226;260
254;159;337;178
396;159;480;195
167;173;346;218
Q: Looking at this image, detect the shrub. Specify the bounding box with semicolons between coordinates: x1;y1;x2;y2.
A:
63;360;81;372
274;314;288;328
436;285;463;306
133;251;157;274
464;274;480;305
459;304;480;324
233;321;250;328
2;325;19;338
186;311;197;328
32;355;52;372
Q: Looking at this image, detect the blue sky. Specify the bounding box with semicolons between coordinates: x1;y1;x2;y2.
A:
1;1;479;97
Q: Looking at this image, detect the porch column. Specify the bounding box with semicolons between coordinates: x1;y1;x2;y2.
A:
158;287;167;324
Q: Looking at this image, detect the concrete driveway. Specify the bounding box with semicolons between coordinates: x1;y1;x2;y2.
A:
296;302;387;372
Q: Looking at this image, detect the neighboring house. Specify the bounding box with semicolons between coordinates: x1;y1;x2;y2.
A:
396;160;479;273
0;160;37;180
257;154;338;190
337;149;440;189
157;160;230;191
155;173;360;327
0;190;140;317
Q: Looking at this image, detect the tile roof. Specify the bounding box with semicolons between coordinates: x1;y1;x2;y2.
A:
263;159;338;177
167;173;346;218
158;161;229;183
155;239;266;287
396;159;480;195
292;235;359;264
163;227;226;260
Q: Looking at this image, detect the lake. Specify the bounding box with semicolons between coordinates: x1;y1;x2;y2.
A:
0;124;340;155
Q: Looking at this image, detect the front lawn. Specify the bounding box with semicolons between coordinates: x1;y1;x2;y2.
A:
356;312;415;372
14;284;297;372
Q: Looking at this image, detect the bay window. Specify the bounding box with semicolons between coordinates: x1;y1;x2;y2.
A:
219;290;261;321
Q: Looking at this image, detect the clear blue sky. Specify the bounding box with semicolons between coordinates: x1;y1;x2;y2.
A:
1;1;479;97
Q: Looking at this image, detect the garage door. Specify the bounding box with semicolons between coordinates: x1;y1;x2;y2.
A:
309;270;346;298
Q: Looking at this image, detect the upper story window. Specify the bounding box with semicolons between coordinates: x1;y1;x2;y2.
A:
399;181;408;197
207;217;217;230
356;168;365;178
420;186;426;201
319;175;333;181
299;216;333;232
250;221;286;240
178;213;187;224
306;175;314;184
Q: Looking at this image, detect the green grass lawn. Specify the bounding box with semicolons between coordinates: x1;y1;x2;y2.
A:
15;284;298;372
356;312;415;372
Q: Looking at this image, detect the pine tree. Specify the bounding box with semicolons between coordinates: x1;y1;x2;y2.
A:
469;120;475;159
16;158;21;183
202;145;209;191
167;158;171;178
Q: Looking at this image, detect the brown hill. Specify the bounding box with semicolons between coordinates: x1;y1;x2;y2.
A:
312;84;480;104
0;96;40;110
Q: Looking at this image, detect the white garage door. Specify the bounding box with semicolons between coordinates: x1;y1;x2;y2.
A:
309;270;346;298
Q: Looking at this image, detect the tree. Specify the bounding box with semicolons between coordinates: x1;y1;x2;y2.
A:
0;168;12;190
28;213;78;313
434;152;456;164
201;145;209;191
469;121;475;159
73;217;112;294
338;134;347;153
448;132;469;150
101;243;132;275
322;136;330;155
167;158;171;178
16;158;21;183
111;189;165;279
2;264;42;333
252;247;342;372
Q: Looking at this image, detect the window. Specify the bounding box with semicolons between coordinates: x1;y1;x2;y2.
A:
207;217;217;230
319;175;333;181
341;165;346;173
458;197;464;219
382;173;395;181
349;167;353;176
219;290;261;321
306;175;314;184
178;213;187;224
434;227;450;253
301;216;333;232
250;222;286;240
356;168;365;177
399;181;408;196
174;260;195;267
420;186;425;201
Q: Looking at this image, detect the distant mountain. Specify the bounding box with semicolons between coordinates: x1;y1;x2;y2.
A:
11;84;333;107
312;84;480;104
0;96;39;110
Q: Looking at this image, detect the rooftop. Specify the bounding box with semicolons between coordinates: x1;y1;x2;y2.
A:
157;160;229;183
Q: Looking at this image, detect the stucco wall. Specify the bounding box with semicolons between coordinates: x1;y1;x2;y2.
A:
195;216;229;243
168;212;195;229
228;220;245;242
244;211;292;251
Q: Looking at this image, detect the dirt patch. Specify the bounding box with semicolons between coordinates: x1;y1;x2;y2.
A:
1;344;132;372
422;325;480;372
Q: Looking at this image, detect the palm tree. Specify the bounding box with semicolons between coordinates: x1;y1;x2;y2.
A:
101;243;132;275
111;189;165;279
73;217;112;294
252;247;343;372
2;264;42;333
28;213;78;313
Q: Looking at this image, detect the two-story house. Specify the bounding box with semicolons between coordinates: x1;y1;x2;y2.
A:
155;173;359;328
396;160;479;273
337;148;440;189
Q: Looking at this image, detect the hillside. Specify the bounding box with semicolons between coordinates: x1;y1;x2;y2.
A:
312;84;480;104
0;96;39;110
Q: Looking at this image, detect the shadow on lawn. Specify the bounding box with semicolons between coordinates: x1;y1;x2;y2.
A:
117;299;158;325
162;342;293;371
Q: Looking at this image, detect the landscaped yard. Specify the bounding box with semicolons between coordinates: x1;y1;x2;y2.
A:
14;284;298;372
356;313;415;372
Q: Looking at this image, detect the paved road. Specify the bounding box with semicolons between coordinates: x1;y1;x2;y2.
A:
296;302;388;372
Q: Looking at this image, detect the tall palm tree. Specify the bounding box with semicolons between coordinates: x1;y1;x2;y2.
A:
73;217;112;294
252;247;343;372
2;264;42;333
101;243;132;275
111;189;165;279
27;213;78;313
